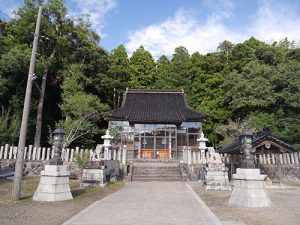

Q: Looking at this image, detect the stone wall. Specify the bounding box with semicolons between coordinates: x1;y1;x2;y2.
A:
0;159;123;180
259;164;300;181
181;162;300;182
0;160;81;179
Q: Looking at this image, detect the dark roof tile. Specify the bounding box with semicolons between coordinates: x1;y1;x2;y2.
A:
110;89;208;123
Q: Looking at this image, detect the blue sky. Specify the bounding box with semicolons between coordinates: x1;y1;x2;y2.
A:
1;0;300;57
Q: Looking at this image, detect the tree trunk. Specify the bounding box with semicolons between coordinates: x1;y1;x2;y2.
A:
33;49;56;147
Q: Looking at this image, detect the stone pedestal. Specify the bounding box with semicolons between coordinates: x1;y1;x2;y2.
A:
204;163;231;191
33;165;73;202
81;161;107;187
229;168;271;207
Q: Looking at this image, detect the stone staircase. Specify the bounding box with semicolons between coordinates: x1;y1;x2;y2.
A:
131;161;183;182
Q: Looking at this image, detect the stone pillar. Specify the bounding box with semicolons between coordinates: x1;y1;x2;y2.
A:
122;145;127;165
4;144;9;159
169;133;172;159
113;149;117;160
99;165;107;187
117;149;121;161
193;151;196;164
33;165;73;202
0;146;4;159
187;147;192;166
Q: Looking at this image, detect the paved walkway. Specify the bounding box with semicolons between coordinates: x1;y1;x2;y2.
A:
63;182;222;225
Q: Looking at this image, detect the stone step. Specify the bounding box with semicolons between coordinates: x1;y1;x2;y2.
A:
133;168;181;172
133;172;182;176
132;177;183;182
133;175;182;179
133;166;179;170
131;162;183;182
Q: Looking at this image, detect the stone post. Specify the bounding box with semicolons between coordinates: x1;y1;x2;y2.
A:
187;147;192;166
122;145;127;165
99;164;107;187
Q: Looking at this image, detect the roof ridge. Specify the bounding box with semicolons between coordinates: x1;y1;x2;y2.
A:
127;88;183;93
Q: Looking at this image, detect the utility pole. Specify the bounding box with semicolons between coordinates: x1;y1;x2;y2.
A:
12;5;43;201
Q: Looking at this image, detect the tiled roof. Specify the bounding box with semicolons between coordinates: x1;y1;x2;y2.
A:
219;131;295;154
110;89;208;123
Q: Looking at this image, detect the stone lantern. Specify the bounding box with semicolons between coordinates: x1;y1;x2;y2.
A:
102;130;113;160
33;127;73;202
239;129;256;169
197;132;208;164
49;128;65;165
229;126;271;207
197;132;208;151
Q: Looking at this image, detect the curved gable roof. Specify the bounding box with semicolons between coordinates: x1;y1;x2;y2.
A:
219;131;295;154
110;89;208;123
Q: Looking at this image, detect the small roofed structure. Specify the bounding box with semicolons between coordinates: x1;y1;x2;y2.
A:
109;89;208;159
219;131;295;155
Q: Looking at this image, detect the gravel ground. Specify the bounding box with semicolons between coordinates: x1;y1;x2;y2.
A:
190;182;300;225
0;177;124;225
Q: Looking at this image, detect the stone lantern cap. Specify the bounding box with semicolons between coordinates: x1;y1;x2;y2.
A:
102;129;113;148
101;130;113;140
197;132;208;142
239;130;253;139
52;127;65;136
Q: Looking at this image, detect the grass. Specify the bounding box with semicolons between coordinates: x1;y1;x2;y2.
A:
283;180;300;187
0;176;124;204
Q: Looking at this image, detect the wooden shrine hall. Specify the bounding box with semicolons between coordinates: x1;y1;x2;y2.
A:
109;89;208;159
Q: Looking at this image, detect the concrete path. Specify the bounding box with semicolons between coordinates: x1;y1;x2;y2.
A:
63;182;222;225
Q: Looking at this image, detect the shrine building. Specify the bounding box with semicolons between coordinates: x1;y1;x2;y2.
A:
109;89;208;159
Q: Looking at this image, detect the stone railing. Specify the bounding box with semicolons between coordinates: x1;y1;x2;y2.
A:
182;147;300;165
0;144;127;163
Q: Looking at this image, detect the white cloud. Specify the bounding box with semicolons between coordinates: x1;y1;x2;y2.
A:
69;0;117;38
126;8;245;57
0;0;22;19
249;0;300;44
125;0;300;57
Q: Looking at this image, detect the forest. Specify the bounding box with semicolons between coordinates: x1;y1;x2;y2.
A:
0;0;299;150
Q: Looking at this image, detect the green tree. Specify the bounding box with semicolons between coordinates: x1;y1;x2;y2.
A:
129;46;156;88
0;107;20;145
73;151;90;182
60;64;109;147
